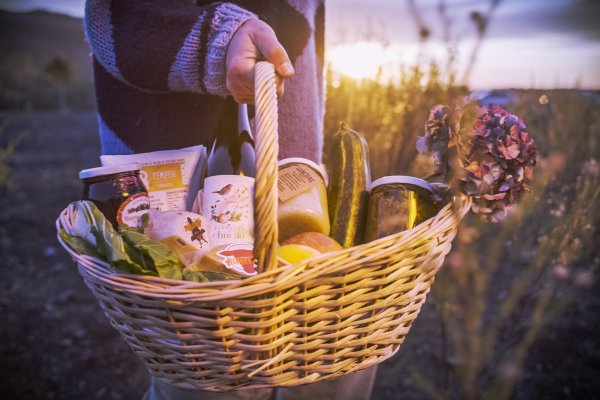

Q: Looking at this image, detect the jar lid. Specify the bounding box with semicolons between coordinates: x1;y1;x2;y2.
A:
79;163;142;180
369;175;434;192
278;157;327;182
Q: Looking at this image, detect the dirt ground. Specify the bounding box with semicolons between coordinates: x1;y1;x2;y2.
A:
1;112;599;399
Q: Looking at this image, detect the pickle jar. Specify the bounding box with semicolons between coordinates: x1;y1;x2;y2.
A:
277;158;330;242
365;176;440;242
79;163;150;228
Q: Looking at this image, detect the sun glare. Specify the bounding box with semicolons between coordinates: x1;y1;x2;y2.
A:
327;41;394;80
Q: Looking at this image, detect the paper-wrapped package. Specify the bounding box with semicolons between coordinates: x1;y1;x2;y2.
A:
101;145;206;211
144;210;210;268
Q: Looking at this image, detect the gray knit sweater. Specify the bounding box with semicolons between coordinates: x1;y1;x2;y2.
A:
84;0;325;163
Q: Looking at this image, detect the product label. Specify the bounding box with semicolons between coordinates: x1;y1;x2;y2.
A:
216;243;257;276
278;163;323;202
116;192;150;227
162;235;202;253
139;161;187;211
181;214;210;249
202;175;255;248
100;146;205;212
143;162;185;191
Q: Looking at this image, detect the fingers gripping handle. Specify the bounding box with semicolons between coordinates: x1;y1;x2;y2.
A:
253;62;279;272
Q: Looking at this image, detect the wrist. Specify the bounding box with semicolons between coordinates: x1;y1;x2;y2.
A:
204;3;257;96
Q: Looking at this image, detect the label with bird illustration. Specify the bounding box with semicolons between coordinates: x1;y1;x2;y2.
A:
202;175;255;248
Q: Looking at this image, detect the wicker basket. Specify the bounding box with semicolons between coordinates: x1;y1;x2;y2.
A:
56;62;472;392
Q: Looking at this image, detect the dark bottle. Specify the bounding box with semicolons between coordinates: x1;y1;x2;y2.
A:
205;98;256;177
79;163;150;228
202;98;257;276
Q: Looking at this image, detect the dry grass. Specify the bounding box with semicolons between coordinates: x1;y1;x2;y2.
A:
324;69;599;399
0;118;26;193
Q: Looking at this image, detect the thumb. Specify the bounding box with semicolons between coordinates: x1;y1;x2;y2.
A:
254;27;295;78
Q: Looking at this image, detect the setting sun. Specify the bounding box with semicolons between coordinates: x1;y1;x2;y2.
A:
1;0;599;398
327;41;398;80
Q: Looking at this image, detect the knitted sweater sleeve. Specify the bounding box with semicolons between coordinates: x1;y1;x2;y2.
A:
84;0;256;96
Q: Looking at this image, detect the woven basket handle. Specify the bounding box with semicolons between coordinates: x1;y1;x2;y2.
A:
253;62;279;273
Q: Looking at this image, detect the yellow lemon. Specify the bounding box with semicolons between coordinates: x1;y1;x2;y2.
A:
278;244;321;264
282;232;343;254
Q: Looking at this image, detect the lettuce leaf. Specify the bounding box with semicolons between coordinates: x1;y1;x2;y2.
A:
64;201;238;282
60;230;103;259
119;226;182;280
182;269;241;282
182;269;209;282
203;271;241;281
70;201;157;276
70;201;98;246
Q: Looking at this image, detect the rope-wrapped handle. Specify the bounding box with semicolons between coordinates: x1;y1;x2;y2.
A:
253;62;279;272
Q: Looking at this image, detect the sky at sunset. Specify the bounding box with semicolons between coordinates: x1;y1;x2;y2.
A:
2;0;599;89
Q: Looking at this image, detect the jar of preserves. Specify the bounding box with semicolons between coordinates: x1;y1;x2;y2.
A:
365;176;442;242
277;158;330;242
79;163;150;228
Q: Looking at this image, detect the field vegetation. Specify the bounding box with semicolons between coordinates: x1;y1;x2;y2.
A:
323;65;599;400
1;2;599;399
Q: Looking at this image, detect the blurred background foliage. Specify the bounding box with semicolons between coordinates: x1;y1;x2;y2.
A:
0;1;598;399
320;1;599;398
322;60;599;400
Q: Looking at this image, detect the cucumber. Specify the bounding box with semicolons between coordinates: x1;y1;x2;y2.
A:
327;123;371;248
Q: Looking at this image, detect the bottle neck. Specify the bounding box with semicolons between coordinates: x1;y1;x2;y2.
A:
238;103;250;136
205;98;255;178
215;99;252;144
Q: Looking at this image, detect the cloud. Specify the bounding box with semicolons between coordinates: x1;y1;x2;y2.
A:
326;0;419;45
326;0;600;89
488;0;600;41
327;0;600;45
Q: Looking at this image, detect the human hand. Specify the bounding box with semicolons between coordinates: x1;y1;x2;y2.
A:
226;19;295;103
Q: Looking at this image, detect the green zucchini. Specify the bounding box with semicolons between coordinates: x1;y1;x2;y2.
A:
327;123;371;248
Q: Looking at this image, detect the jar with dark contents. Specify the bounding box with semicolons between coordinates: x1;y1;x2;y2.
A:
365;176;443;242
79;163;150;228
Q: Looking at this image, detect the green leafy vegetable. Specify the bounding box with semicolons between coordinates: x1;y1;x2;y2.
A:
78;202;157;276
68;201;155;275
203;271;241;281
62;201;243;282
182;269;241;282
60;230;103;258
140;212;150;233
70;201;99;246
119;226;182;280
182;269;209;282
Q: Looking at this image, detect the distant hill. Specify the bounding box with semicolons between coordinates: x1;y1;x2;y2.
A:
0;10;92;82
0;10;95;110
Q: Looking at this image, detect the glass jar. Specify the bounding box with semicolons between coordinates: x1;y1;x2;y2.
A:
79;163;150;228
365;176;441;242
277;158;330;242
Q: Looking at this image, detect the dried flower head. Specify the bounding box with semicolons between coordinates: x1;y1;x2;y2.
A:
462;105;537;221
416;104;463;183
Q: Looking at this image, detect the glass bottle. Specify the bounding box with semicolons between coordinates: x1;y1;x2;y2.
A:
202;98;257;276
